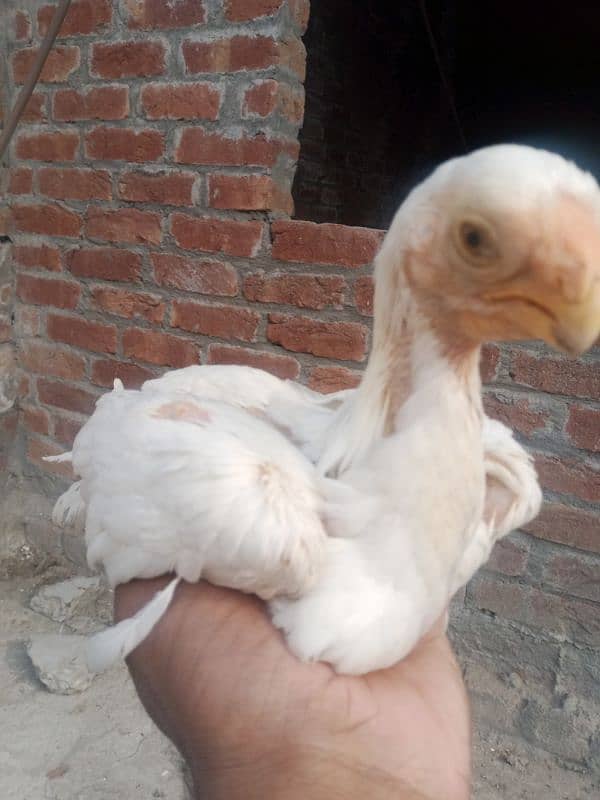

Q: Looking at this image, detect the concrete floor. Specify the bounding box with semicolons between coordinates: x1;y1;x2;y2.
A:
0;553;596;800
0;557;188;800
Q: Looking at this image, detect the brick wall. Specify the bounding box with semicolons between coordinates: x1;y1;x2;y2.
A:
0;4;19;498
1;0;599;774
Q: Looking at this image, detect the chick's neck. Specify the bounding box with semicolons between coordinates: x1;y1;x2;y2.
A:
361;262;484;436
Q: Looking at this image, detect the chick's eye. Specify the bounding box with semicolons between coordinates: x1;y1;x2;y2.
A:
464;226;482;249
457;220;498;261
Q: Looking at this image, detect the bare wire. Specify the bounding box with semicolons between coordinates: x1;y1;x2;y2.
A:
418;0;468;153
0;0;73;163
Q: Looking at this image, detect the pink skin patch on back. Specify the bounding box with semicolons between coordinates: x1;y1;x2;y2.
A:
152;401;212;425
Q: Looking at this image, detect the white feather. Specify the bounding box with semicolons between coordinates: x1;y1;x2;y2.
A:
87;577;181;672
52;480;86;530
72;388;327;597
43;451;72;463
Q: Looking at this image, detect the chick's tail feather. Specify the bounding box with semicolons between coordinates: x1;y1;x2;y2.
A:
86;577;182;672
43;451;72;463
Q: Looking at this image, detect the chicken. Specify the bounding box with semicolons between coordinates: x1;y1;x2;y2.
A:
49;144;600;675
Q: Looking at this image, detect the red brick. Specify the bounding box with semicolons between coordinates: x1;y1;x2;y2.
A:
0;311;11;341
8;168;33;194
244;273;345;310
15;130;79;162
0;309;13;334
0;207;10;236
91;359;155;389
85;208;162;246
289;0;310;32
27;436;74;480
225;0;283;21
13;244;62;272
353;276;373;316
534;454;599;503
277;37;306;80
566;405;599;452
242;80;278;117
308;366;362;393
208;174;292;212
0;314;11;343
183;36;279;73
91;287;165;324
172;301;260;343
126;0;205;29
53;86;129;121
14;307;42;338
17;275;80;310
525;503;599;554
18;372;32;399
262;83;305;124
38;378;97;415
39;167;111;201
53;414;84;447
272;221;384;269
268;314;368;361
171;214;262;257
91;41;165;79
12;203;81;238
275;83;304;122
472;576;600;647
23;405;50;436
67;247;141;282
481;344;501;383
485;537;529;577
123;328;198;367
118;170;195;206
15;10;32;40
542;552;600;604
152;253;238;296
207;344;299;380
20;341;86;380
47;313;117;354
176;129;287;167
85;126;164;162
38;0;112;36
141;82;220;120
483;394;549;437
12;46;80;83
21;93;47;123
510;351;599;399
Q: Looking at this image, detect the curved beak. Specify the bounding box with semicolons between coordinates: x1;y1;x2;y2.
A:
526;196;600;355
482;258;600;356
550;288;600;355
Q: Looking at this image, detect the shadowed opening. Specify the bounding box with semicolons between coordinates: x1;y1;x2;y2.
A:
293;0;600;230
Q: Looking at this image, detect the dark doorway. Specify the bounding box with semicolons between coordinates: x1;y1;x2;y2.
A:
293;1;600;230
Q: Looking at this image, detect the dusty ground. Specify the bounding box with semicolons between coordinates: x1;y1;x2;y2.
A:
0;555;188;800
0;554;596;800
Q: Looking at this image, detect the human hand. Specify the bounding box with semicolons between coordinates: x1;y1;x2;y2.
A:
115;579;470;800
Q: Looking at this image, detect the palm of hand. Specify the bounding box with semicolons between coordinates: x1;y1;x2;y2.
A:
116;579;470;800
